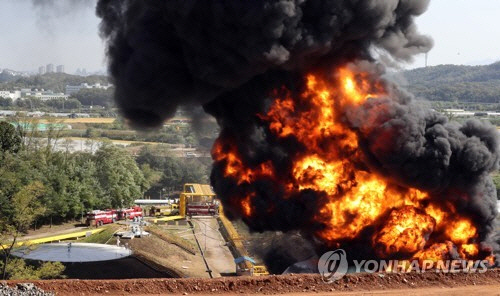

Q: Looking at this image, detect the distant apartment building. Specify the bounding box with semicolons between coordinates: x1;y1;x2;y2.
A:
75;68;87;76
38;66;45;75
65;83;113;95
56;65;65;73
0;90;21;100
46;64;54;73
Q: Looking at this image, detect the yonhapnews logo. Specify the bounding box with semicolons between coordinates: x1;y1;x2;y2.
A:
318;249;348;282
318;249;490;282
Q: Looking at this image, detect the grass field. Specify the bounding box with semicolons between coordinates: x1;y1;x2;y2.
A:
80;224;120;244
64;136;164;146
39;118;116;124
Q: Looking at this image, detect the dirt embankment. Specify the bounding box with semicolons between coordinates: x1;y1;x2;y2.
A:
5;269;500;295
128;234;209;278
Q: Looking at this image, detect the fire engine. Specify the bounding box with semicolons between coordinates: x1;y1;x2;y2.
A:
117;206;143;221
149;204;179;217
86;210;117;226
186;202;218;216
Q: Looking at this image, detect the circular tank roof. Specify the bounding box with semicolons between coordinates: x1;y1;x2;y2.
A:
12;243;132;262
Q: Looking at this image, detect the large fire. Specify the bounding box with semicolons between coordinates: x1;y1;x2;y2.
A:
212;66;495;264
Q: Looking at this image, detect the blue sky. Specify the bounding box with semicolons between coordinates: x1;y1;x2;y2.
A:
0;0;499;73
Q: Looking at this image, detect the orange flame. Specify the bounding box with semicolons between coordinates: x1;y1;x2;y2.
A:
413;241;455;262
212;66;494;264
374;206;435;258
459;244;479;259
212;141;274;185
241;194;253;217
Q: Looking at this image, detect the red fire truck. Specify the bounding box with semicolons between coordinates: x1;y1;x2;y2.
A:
86;210;117;227
117;206;143;221
186;202;219;216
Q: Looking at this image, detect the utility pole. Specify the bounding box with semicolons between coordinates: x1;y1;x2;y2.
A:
425;52;428;67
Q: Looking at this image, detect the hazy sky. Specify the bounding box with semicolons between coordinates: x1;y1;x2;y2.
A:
0;0;499;73
413;0;500;68
0;0;104;74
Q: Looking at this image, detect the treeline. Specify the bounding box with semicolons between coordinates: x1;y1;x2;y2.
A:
0;72;114;111
402;62;500;103
0;73;109;94
0;96;82;110
0;122;148;226
0;121;212;279
0;121;213;225
0;89;114;111
0;70;18;83
79;124;200;146
136;145;210;198
71;88;114;107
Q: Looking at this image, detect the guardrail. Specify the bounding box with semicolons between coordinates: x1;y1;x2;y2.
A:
1;228;104;249
217;213;254;274
152;215;184;224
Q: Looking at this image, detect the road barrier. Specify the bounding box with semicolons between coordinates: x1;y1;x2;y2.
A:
1;228;104;249
152;215;184;224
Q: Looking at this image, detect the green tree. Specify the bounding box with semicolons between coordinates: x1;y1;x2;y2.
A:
64;98;82;110
0;97;12;107
72;88;114;107
45;98;82;110
0;121;22;154
1;259;39;280
1;259;65;280
136;145;210;196
95;145;147;207
1;73;108;93
1;181;46;279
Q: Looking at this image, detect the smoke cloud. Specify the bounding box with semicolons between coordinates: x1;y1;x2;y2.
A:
96;0;432;128
32;0;95;32
97;0;499;266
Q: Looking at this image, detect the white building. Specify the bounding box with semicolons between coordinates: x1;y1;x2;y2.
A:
56;65;64;73
75;68;87;76
442;109;500;118
36;92;69;100
65;83;113;95
0;90;21;100
21;89;68;101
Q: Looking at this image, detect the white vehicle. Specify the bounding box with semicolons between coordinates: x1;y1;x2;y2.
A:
185;152;198;158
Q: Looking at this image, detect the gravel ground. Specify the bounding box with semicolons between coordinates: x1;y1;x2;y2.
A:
4;268;500;295
0;282;53;296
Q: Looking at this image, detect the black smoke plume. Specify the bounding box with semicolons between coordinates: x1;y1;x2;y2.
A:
96;0;432;128
97;0;499;265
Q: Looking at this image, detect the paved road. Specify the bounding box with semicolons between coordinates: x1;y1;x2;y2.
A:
192;217;235;277
15;226;87;241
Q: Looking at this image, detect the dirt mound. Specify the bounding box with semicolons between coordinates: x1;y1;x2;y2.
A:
5;268;500;295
